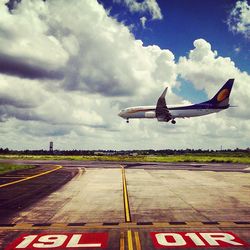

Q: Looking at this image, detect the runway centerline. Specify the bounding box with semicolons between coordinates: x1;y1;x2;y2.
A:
122;166;132;223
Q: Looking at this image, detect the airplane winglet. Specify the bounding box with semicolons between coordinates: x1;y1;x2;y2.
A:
157;87;168;107
160;87;168;99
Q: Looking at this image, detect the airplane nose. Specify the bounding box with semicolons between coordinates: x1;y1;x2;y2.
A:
118;111;123;117
118;110;127;118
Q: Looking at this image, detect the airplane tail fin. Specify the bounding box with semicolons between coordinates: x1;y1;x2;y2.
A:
206;79;234;108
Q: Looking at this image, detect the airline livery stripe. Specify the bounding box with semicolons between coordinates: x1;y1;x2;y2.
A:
125;105;227;115
126;109;154;114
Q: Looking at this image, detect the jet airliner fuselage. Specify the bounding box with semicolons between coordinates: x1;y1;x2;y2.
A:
118;79;234;124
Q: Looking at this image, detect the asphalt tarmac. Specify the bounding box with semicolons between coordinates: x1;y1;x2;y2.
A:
0;160;249;249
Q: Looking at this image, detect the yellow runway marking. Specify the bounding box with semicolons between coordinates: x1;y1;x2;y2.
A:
121;166;131;223
120;231;125;250
0;165;62;188
127;230;133;250
0;222;249;230
134;231;142;250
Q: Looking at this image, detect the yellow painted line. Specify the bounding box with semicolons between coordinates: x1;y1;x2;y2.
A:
127;230;133;250
121;166;131;222
120;231;125;250
1;222;250;230
0;165;62;188
184;222;204;227
50;223;68;228
134;231;142;250
14;223;33;229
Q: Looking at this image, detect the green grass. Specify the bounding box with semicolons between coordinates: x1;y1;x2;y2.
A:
0;153;250;164
0;163;34;174
145;155;250;164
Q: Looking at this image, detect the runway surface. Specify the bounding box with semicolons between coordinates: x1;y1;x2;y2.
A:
0;160;249;249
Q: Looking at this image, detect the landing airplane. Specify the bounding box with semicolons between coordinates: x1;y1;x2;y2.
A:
118;79;234;124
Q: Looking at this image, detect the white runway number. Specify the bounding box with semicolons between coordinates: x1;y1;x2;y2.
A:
5;233;108;249
151;232;248;248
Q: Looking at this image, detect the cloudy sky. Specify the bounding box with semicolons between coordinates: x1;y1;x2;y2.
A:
0;0;249;150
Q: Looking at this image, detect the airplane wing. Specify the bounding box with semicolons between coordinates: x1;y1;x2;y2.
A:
155;87;172;122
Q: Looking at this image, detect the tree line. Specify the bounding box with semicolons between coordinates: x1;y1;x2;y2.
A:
0;148;249;155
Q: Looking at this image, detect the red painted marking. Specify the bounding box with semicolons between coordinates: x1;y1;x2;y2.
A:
151;232;249;248
5;233;108;249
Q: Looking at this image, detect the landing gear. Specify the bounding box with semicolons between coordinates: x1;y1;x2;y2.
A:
171;119;176;124
126;118;129;123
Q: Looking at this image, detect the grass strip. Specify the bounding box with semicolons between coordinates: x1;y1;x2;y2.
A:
0;154;250;163
0;163;34;174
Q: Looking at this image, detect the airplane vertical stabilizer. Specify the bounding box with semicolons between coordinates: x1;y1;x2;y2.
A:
206;79;234;107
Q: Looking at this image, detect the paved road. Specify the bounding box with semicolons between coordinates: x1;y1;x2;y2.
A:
0;160;249;249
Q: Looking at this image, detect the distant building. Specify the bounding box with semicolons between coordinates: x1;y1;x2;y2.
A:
129;152;138;156
49;142;53;152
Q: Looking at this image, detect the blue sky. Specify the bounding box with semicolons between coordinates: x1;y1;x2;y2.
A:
99;0;249;102
1;0;250;150
100;0;249;70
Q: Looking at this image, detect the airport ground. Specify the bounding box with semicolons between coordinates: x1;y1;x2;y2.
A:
0;160;249;249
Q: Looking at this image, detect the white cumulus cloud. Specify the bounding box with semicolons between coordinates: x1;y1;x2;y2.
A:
227;0;250;39
0;0;249;150
178;39;250;120
114;0;163;20
140;16;147;28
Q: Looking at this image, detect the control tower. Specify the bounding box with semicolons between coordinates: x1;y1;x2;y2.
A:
49;141;53;153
